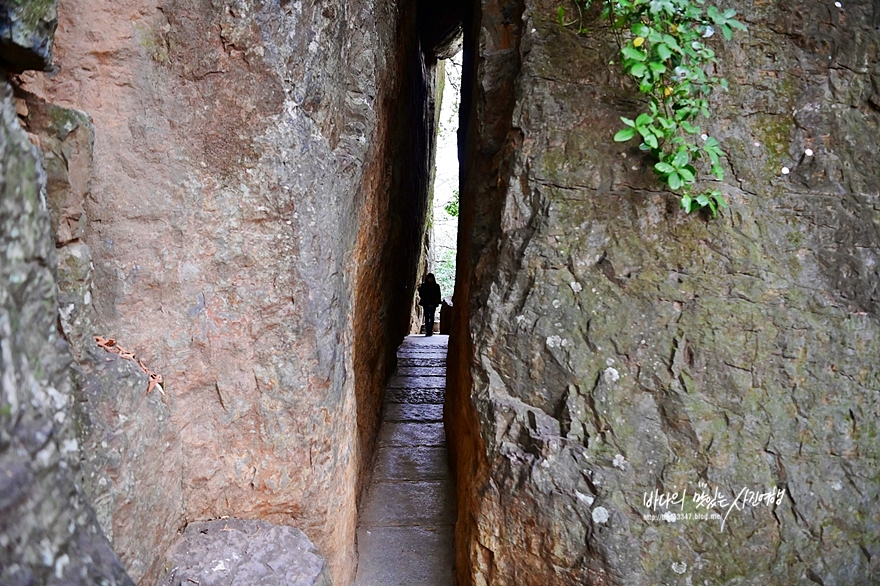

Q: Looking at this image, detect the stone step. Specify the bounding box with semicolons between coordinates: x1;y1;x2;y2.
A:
383;403;443;422
359;480;456;527
373;447;450;481
397;357;446;368
355;526;454;586
378;422;445;448
394;366;446;377
387;375;446;388
384;388;445;404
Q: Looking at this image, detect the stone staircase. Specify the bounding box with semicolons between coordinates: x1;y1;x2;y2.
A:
354;335;455;585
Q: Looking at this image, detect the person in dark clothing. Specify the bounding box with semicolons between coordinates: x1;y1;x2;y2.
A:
417;273;442;336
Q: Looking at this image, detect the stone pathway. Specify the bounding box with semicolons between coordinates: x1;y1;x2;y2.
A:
354;335;455;586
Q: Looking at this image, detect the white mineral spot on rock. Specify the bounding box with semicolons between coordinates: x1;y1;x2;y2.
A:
546;335;563;348
59;303;74;320
606;357;615;366
781;167;790;174
805;148;814;156
61;439;78;454
591;506;610;524
516;315;526;324
662;511;677;522
754;141;761;147
671;561;687;574
835;1;842;7
612;454;626;469
700;133;708;141
570;281;583;293
603;367;620;383
552;299;561;308
84;291;91;304
832;481;842;491
35;444;55;467
212;559;228;572
576;491;595;506
54;554;70;579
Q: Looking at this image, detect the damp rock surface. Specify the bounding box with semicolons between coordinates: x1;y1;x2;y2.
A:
159;519;331;586
448;0;880;585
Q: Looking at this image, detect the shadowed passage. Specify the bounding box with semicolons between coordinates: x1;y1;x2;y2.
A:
354;335;455;585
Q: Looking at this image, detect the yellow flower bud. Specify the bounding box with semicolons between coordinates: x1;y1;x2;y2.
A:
633;37;645;47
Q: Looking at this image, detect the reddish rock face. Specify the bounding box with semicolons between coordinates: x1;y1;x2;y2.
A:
19;0;437;583
449;0;880;584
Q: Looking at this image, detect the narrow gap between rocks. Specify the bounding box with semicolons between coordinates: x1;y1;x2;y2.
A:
353;3;467;581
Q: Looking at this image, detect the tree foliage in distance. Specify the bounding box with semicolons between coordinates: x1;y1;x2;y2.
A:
444;190;460;218
559;0;746;217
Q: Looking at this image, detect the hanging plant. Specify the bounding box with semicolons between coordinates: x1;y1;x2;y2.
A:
559;0;746;217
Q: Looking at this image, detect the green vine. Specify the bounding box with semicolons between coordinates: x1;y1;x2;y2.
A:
559;0;746;217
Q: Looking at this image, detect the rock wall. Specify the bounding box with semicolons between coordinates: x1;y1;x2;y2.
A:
0;76;132;585
448;0;880;584
18;0;439;584
0;4;132;583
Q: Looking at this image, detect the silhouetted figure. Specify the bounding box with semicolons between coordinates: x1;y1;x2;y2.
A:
418;273;442;336
439;297;452;335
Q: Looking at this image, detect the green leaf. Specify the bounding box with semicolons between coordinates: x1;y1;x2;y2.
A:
721;23;732;40
678;167;695;182
621;116;636;127
630;62;648;77
557;6;565;25
633;23;651;37
680;121;699;134
656;115;675;130
656;43;672;61
636;113;654;126
622;46;647;61
672;148;689;168
648;60;667;75
644;133;659;149
668;172;682;189
655;162;675;174
681;194;693;212
614;127;638;142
